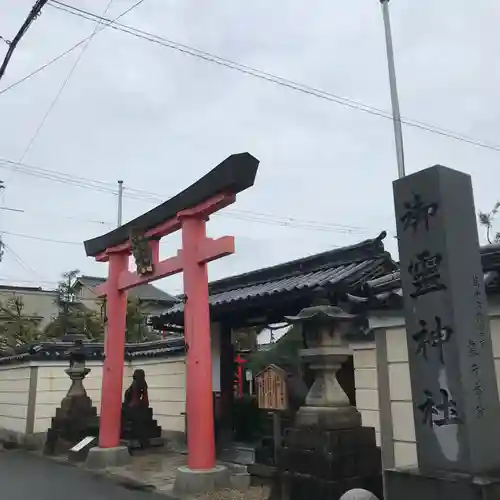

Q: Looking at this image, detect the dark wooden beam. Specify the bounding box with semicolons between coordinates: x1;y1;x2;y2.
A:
84;153;259;257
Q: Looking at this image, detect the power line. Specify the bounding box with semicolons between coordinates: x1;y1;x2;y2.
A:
0;0;49;81
0;157;124;194
0;276;56;284
17;0;139;164
0;0;145;96
1;230;81;245
0;38;91;95
2;5;498;158
3;243;40;279
0;156;385;234
40;1;500;155
0;205;113;226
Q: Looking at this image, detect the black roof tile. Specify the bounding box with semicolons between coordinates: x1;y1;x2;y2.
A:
160;232;396;320
0;337;185;365
351;243;500;305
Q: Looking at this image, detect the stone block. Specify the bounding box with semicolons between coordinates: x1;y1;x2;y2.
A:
230;471;251;490
85;446;131;469
384;467;500;500
340;488;379;500
173;465;230;495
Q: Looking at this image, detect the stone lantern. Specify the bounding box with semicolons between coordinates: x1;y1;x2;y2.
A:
285;287;361;430
61;333;91;399
276;287;383;500
44;332;99;456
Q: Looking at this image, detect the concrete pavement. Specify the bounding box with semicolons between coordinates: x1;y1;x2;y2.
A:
0;450;168;500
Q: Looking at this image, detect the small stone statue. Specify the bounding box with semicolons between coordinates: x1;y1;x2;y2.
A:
121;369;163;451
124;369;149;408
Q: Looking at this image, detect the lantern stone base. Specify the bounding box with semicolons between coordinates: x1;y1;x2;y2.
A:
277;426;383;500
44;393;99;456
384;466;500;500
295;405;362;430
173;465;230;495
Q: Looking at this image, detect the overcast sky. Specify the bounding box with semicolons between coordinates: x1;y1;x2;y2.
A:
0;0;499;295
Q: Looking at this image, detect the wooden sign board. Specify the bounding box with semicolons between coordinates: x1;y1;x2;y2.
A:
255;364;288;411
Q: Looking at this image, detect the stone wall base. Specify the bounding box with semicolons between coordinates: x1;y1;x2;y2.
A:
385;467;500;500
0;428;46;450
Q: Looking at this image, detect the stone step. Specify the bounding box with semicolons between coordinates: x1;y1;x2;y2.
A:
219;445;256;465
121;437;165;451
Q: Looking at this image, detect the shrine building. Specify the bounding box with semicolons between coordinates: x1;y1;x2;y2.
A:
0;236;499;474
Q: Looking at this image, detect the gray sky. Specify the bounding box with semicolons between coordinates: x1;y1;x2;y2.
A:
0;0;499;295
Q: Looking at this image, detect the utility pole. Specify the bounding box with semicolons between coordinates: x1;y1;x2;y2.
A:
62;273;71;335
0;0;48;82
380;0;406;178
117;180;123;227
0;181;4;262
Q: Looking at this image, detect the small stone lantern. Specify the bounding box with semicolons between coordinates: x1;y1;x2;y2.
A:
61;333;91;399
44;332;99;456
276;289;384;499
285;287;361;430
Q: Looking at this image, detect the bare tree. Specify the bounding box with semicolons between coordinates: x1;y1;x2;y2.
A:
479;202;500;244
0;295;42;351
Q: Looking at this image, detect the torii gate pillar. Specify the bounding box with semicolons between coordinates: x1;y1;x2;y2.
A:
82;153;259;477
180;213;215;468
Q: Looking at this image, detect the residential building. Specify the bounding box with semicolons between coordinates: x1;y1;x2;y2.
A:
0;285;58;331
74;275;179;321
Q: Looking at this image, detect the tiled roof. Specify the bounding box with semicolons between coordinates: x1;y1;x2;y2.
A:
347;243;500;306
77;276;179;304
0;337;185;366
161;232;396;320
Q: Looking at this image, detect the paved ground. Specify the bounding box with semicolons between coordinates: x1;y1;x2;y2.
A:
0;450;166;500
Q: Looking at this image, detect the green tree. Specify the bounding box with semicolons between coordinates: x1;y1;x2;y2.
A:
246;324;303;374
479;202;500;244
0;295;43;351
44;308;104;340
44;269;104;340
44;270;162;343
125;297;150;343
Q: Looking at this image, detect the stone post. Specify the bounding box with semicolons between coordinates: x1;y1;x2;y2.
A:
387;165;500;499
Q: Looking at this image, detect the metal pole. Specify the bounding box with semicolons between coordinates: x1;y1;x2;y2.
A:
381;0;406;178
117;180;123;227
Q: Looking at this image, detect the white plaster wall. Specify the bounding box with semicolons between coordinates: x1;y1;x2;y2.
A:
0;365;30;435
0;352;199;438
129;357;186;433
352;342;381;447
0;321;233;439
385;326;418;467
34;361;123;434
384;316;500;468
34;357;187;435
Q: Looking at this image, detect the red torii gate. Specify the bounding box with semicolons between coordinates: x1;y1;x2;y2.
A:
84;153;259;470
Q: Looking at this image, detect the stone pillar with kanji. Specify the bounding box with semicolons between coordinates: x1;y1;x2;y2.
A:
385;165;500;499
